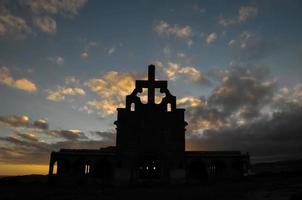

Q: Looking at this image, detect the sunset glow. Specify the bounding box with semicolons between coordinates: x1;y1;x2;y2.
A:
1;0;302;175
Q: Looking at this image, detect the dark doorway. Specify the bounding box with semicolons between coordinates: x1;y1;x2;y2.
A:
213;160;227;178
57;159;70;175
187;160;208;181
138;155;161;179
73;159;86;175
94;159;114;181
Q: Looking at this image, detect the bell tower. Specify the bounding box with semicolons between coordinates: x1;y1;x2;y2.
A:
114;65;187;179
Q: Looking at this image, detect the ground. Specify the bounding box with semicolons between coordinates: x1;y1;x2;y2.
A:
0;172;302;200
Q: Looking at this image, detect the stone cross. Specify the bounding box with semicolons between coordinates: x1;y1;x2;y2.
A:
136;65;167;104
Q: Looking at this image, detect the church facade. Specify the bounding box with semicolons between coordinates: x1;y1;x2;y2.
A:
48;65;250;184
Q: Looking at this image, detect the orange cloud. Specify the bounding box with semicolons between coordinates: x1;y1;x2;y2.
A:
14;79;37;92
46;86;85;101
0;67;37;92
177;96;206;108
84;71;136;116
163;62;207;83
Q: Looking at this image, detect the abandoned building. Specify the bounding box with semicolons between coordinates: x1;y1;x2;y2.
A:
48;65;250;184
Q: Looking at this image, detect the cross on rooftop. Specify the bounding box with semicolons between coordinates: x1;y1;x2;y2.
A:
136;65;167;104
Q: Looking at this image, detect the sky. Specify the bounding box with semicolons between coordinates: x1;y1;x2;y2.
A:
0;0;302;175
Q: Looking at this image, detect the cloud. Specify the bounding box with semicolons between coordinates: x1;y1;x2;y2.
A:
294;84;302;97
80;41;98;59
81;52;89;59
0;0;87;38
92;131;116;142
0;115;48;130
165;63;178;80
187;39;193;47
206;32;218;44
186;103;302;162
85;71;135;99
33;16;56;34
208;64;276;117
228;31;253;49
0;115;30;127
0;114;116;165
107;46;115;55
228;31;278;60
50;129;87;140
0;116;115;165
46;90;64;101
178;67;202;81
0;137;115;165
219;5;258;26
0;67;37;92
14;79;37;92
33;119;49;130
184;64;302;162
154;20;193;43
177;53;186;58
177;96;206;108
271;84;302;107
46;86;85;101
84;71;136;116
238;5;258;22
163;62;209;84
85;100;124;116
16;131;40;142
65;76;80;84
0;7;31;38
48;56;64;65
21;0;88;17
0;115;87;141
186;63;276;133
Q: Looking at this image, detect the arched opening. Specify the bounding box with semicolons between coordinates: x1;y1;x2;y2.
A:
187;160;208;181
167;103;172;112
53;161;58;175
131;103;135;111
155;88;165;104
85;164;91;175
138;155;161;179
137;88;148;104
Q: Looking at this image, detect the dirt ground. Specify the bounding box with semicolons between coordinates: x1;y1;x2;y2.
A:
0;173;301;200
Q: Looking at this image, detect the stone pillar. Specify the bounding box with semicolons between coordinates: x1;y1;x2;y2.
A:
48;154;55;175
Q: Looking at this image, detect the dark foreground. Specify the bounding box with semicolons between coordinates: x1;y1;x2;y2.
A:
0;172;302;200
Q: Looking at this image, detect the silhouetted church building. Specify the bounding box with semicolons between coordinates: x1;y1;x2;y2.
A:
49;65;250;184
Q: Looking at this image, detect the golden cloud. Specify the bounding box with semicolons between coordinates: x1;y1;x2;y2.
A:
188;118;229;133
86;99;124;116
84;71;135;116
178;66;202;81
46;86;85;101
14;78;37;92
164;62;205;83
0;115;30;127
0;67;37;92
177;96;206;108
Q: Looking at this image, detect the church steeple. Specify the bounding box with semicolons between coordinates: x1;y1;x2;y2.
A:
135;64;167;105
